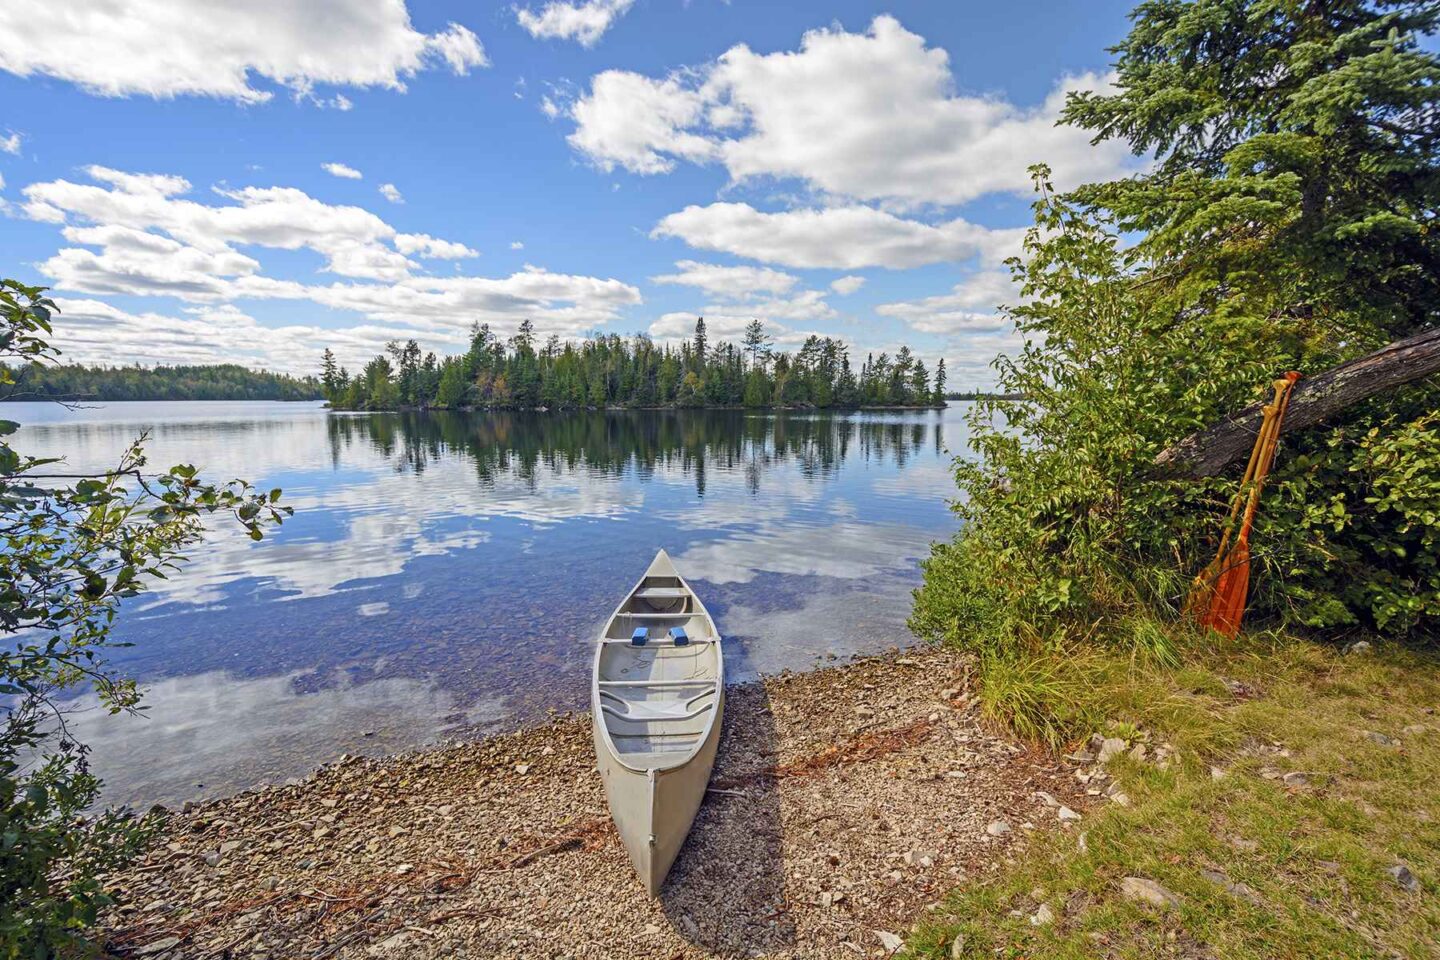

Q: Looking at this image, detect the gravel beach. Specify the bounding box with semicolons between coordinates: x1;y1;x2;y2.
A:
100;647;1088;959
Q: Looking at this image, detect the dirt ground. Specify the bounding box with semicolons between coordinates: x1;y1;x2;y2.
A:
100;647;1090;959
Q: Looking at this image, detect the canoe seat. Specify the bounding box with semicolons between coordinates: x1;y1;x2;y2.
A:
600;638;714;646
600;700;713;723
598;680;713;688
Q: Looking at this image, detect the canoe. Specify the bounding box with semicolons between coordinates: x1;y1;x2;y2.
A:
591;548;724;896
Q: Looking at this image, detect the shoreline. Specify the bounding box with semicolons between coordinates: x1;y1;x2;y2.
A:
324;403;952;414
99;646;1094;959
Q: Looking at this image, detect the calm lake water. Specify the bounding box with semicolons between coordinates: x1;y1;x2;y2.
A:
9;401;968;808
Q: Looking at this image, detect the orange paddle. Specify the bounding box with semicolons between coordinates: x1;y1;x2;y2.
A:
1192;372;1300;637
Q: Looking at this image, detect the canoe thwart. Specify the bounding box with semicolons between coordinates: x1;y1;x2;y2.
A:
635;587;688;601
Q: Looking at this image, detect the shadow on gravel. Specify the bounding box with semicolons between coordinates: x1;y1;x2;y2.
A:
659;679;794;953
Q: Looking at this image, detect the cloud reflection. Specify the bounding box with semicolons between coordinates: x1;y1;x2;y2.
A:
676;520;938;584
59;667;506;809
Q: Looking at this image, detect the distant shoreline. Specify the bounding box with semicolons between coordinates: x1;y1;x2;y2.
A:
324;402;952;413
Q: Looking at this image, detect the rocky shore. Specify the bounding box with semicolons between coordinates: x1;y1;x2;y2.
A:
100;647;1091;959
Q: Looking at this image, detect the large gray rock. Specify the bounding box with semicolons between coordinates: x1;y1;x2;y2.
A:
1120;876;1180;908
1097;737;1128;764
1387;864;1420;893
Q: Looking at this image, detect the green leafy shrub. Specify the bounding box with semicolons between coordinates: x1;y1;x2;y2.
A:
914;0;1440;733
0;280;291;956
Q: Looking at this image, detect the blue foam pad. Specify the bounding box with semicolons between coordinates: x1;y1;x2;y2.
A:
630;627;649;645
668;626;689;646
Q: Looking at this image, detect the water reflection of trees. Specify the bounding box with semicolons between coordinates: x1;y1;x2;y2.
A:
326;410;943;495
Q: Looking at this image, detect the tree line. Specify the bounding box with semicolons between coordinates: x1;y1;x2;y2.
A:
1;362;322;402
327;406;941;496
321;317;946;411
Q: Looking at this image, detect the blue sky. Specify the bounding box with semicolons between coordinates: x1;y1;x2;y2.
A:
0;0;1141;387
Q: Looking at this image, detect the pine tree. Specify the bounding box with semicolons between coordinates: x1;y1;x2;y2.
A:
742;318;771;370
1063;0;1440;342
691;317;708;375
320;348;342;402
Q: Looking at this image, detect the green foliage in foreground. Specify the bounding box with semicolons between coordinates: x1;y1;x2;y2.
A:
912;0;1440;717
0;280;290;956
321;316;947;411
2;362;322;402
905;635;1440;959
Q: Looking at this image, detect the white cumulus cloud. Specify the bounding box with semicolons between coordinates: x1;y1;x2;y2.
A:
565;16;1137;206
322;162;363;179
395;233;478;259
876;270;1020;335
379;183;404;204
830;275;865;295
24;167;424;282
0;1;487;103
650;260;798;299
653;202;1021;271
20;166;640;346
568;71;716;175
515;0;635;47
0;131;20;155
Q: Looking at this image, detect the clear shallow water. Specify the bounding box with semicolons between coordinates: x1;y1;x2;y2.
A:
8;401;967;808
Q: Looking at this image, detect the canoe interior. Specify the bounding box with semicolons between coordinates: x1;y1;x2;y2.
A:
597;573;720;770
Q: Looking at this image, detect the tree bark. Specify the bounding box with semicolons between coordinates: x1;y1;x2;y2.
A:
1154;327;1440;479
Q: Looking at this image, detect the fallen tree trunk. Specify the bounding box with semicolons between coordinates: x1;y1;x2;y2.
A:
1154;327;1440;479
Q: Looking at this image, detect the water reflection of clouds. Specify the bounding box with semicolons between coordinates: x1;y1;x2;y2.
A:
676;520;939;584
60;667;507;810
16;404;956;609
137;442;646;607
11;402;971;808
721;584;915;680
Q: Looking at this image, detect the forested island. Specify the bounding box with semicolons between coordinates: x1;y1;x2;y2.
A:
1;362;322;402
321;317;947;411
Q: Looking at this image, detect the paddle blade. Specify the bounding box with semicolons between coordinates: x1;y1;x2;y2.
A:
1200;539;1250;638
